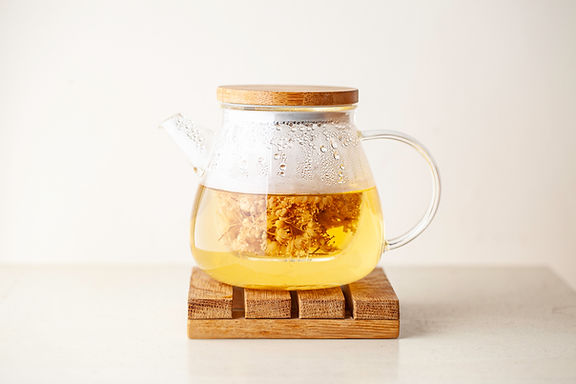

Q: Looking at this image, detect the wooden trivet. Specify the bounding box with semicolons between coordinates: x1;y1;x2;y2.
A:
187;267;399;339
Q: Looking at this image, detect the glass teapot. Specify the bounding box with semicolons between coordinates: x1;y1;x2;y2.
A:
161;85;440;290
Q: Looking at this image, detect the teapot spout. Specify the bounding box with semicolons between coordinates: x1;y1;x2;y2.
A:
160;114;213;176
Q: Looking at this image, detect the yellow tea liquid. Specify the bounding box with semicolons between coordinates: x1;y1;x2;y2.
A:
191;186;384;289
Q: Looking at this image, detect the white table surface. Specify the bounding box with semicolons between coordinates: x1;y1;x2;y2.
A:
1;265;575;383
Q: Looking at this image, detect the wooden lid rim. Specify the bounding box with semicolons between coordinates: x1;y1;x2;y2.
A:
217;85;359;106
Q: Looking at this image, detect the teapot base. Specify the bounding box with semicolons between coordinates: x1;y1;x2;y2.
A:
196;261;381;291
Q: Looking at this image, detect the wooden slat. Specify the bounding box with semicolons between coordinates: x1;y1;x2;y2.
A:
244;289;291;319
344;268;399;320
296;288;345;318
188;318;399;339
188;268;233;319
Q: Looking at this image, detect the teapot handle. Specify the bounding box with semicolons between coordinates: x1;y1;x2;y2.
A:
360;130;441;250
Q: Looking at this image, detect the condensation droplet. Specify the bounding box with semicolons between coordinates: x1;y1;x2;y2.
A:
279;163;286;170
339;164;345;170
279;171;285;177
320;145;328;153
333;152;340;160
331;140;338;149
274;153;281;160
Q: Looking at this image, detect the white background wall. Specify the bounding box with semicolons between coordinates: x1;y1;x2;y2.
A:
1;0;575;288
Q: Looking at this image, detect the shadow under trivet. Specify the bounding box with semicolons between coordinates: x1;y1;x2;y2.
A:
187;267;399;339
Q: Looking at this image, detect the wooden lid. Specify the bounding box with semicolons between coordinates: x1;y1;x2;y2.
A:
217;85;358;106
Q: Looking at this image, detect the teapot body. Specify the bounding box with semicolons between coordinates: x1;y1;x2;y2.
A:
162;85;440;290
191;105;384;289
